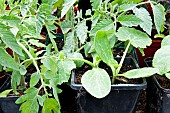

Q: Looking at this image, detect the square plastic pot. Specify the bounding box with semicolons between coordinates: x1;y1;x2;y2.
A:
71;57;147;113
146;76;170;113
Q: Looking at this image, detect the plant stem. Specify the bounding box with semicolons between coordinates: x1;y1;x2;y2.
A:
116;41;131;74
69;58;95;67
111;65;116;83
17;41;48;95
46;25;59;53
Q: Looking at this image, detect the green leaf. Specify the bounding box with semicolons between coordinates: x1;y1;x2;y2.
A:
19;99;39;113
63;32;78;53
60;20;73;34
165;73;170;80
30;73;40;87
19;65;27;75
0;47;19;70
161;35;170;47
11;71;21;93
123;67;158;79
67;52;84;68
0;89;12;97
0;24;23;56
42;98;60;113
61;0;76;18
90;19;115;36
117;15;143;27
28;39;46;47
133;7;152;36
76;20;88;44
116;27;152;48
95;30;117;65
118;4;136;12
81;68;111;98
0;15;20;26
151;3;165;34
90;0;102;10
16;88;39;104
153;45;170;75
56;59;76;84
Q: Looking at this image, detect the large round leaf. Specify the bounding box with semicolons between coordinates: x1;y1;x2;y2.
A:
153;45;170;75
161;35;170;47
81;68;111;98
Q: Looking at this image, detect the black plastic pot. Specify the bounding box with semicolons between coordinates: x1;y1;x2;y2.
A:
71;57;147;113
146;76;170;113
144;57;170;113
0;97;20;113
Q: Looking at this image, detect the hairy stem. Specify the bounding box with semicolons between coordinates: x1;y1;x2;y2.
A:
116;41;131;74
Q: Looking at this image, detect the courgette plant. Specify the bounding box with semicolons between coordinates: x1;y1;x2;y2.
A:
60;0;167;99
0;0;81;113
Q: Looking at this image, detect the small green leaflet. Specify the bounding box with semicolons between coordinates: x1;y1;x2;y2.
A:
90;19;115;36
151;3;165;34
61;0;76;18
118;4;136;12
11;71;21;93
67;52;84;68
0;23;23;56
0;89;12;97
115;27;152;48
30;73;40;87
28;39;46;47
133;7;152;36
153;45;170;75
81;68;111;98
123;67;158;79
42;98;60;113
90;0;102;10
0;47;19;70
63;31;78;53
56;59;76;85
117;15;143;27
76;20;88;44
16;88;39;113
60;20;73;34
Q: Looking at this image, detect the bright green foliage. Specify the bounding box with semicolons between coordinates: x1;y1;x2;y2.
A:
151;3;166;34
90;0;102;10
57;59;76;84
124;68;159;79
30;73;40;87
76;20;88;44
0;47;19;70
116;27;152;48
67;52;84;67
0;23;23;56
63;31;78;52
133;7;152;36
161;35;170;47
153;45;170;75
0;89;12;97
90;19;115;36
117;15;143;27
95;31;117;65
11;71;21;93
16;88;39;113
42;98;60;113
61;0;77;17
118;4;136;12
81;68;111;98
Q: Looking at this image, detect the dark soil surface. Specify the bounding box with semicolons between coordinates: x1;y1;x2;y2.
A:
155;75;170;89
